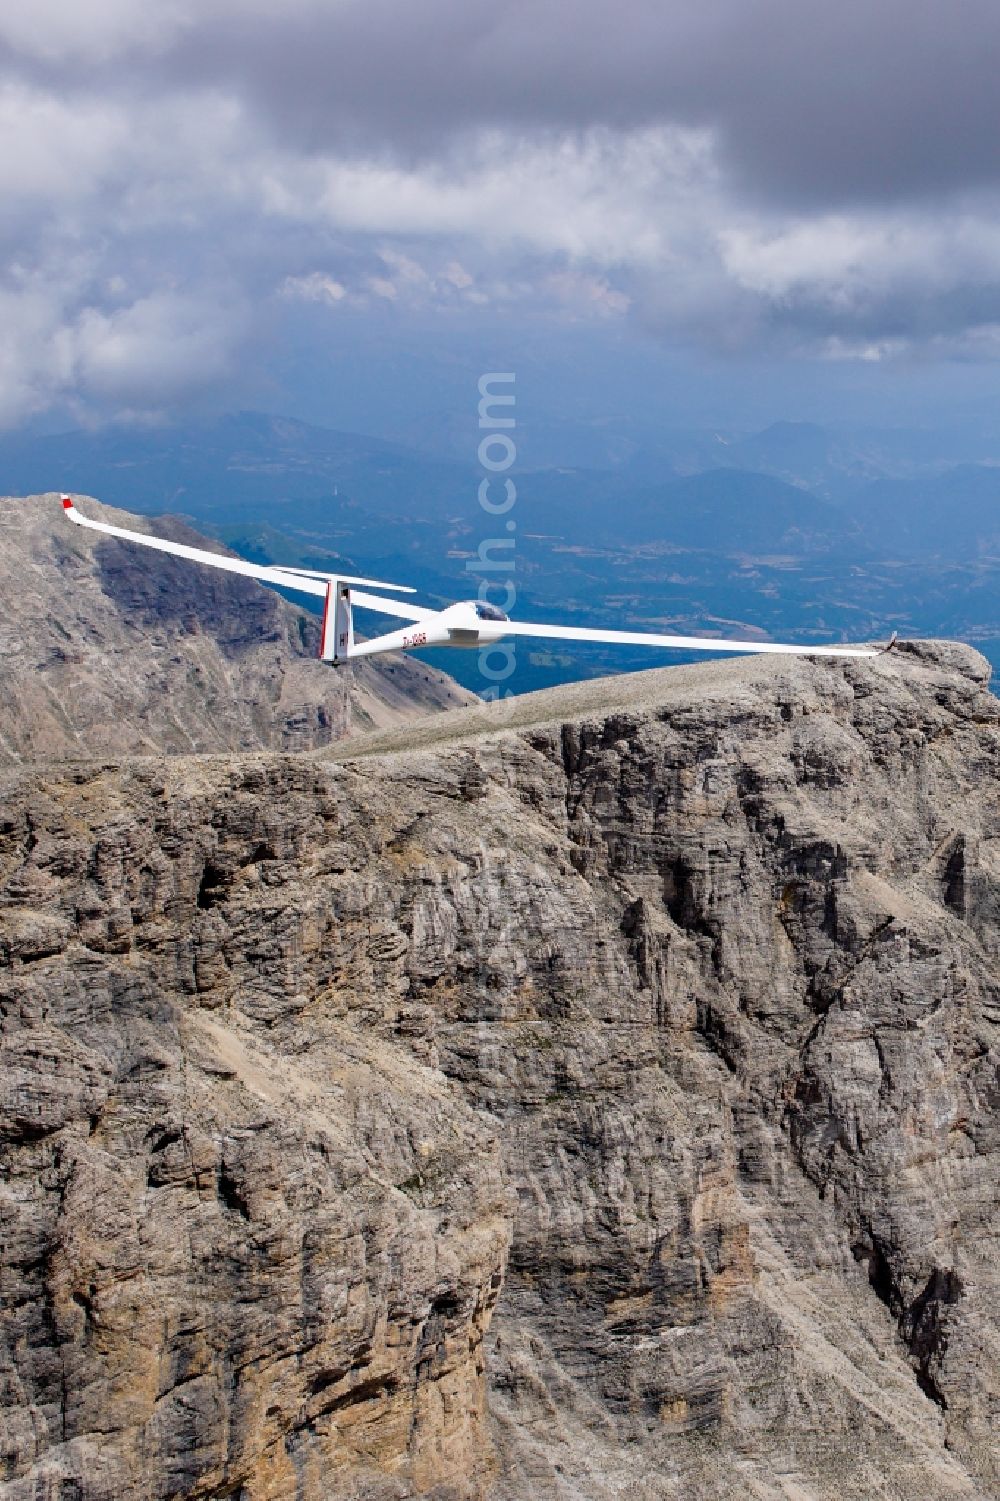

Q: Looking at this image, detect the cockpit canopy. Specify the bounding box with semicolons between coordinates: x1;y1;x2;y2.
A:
472;601;510;622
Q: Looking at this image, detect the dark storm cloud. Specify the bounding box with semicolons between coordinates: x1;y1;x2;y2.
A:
4;0;1000;426
10;0;1000;210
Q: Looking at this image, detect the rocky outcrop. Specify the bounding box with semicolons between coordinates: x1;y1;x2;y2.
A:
0;494;472;764
1;641;998;1498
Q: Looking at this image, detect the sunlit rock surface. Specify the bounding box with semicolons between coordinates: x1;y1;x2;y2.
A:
1;641;998;1498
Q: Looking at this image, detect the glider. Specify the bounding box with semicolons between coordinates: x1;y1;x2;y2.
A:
62;496;886;665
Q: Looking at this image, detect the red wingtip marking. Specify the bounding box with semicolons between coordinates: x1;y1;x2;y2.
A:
61;496;73;508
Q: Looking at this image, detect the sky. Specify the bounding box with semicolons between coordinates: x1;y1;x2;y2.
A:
5;0;1000;444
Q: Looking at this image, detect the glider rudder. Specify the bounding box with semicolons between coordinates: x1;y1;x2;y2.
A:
320;579;354;665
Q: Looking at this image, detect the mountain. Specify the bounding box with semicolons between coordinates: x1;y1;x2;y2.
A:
0;493;472;762
848;463;1000;557
1;640;997;1498
717;419;880;495
0;413;857;553
621;466;860;553
700;420;1000;499
0;412;474;527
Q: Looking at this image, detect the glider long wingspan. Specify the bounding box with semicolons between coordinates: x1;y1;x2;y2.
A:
60;495;884;663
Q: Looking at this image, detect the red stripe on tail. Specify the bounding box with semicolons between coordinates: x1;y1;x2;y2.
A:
319;579;333;659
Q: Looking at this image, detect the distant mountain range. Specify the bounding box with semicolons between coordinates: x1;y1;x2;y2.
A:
4;412;1000;695
4;411;998;555
0;412;471;527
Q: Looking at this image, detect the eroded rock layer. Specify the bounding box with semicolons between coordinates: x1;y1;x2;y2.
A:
1;641;998;1498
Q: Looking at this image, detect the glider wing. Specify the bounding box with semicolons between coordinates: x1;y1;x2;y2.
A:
498;618;879;659
61;496;416;604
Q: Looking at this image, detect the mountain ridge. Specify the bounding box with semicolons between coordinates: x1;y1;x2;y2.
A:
1;640;996;1498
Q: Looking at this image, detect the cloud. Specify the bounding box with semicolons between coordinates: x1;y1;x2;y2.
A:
255;126;708;269
0;0;185;67
7;0;999;208
70;291;243;398
0;246;247;428
281;272;348;306
4;2;1000;425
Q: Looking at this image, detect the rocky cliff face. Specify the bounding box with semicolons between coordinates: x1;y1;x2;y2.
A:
1;641;998;1499
0;495;472;763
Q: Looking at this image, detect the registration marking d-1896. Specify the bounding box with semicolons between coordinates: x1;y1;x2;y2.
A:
402;630;428;648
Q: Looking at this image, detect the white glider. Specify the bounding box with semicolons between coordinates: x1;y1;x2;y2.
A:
62;496;885;665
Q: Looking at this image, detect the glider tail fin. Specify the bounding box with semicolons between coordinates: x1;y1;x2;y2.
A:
320;579;354;665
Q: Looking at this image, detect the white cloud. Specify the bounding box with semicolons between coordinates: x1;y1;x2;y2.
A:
719;212;1000;305
69;291;241;397
0;0;187;65
281;272;348;305
0;84;128;209
443;260;473;289
266;127;709;267
0;256;245;427
366;275;398;301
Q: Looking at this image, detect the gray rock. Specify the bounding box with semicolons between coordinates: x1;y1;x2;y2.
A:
1;640;998;1498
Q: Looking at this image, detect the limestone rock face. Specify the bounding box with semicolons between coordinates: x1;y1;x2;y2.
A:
1;641;998;1498
0;494;472;763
